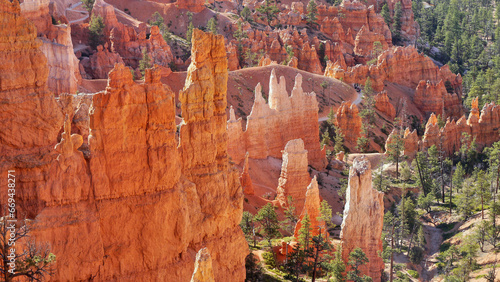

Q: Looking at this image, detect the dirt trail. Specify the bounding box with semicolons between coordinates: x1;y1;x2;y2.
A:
420;222;443;281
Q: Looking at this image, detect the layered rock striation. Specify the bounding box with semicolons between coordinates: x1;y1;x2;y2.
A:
374;91;395;119
340;156;384;281
92;0;174;71
227;69;326;169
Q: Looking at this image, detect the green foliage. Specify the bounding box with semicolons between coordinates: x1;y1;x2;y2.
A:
321;130;331;149
256;0;280;26
306;0;318;25
241;6;252;22
262;252;277;268
255;203;281;247
88;14;105;49
298;213;312;250
381;3;391;27
328;248;346;282
240;211;254;239
149;11;164;27
186;12;194;43
319;200;333;229
138;48;152;78
347;248;372;282
207;16;218;34
81;0;95;13
282;196;298;234
245;253;263;281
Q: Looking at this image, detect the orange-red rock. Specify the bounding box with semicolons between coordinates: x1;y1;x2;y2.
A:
93;0;174;70
276;139;311;214
1;24;247;281
340;156;384;281
374;91;396;119
21;0;80;94
227;69;326;169
293;176;326;238
353;25;389;58
414;80;463;119
325;46;462;94
403;128;419;159
335;101;362;149
241;153;255;195
191;248;215;282
86;44;124;79
420;96;500;155
177;0;207;13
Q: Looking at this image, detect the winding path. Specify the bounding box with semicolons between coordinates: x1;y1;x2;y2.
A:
420;223;443;281
66;2;89;24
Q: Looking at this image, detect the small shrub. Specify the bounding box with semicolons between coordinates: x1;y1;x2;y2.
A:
262;252;277;268
407;269;419;278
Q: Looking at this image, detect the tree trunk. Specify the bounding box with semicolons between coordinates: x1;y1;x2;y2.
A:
450;169;453;215
415;155;426;194
396;157;399;180
312;244;319;282
390;224;395;282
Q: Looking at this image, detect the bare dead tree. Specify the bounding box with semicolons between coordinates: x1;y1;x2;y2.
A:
0;218;56;282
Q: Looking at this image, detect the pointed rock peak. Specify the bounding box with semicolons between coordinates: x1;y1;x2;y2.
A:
427;113;438;126
254;82;265;104
471;97;479;111
190;248;215;282
279;75;287;93
229;106;236;121
108;63;134;88
270;68;278;93
307;176;319;192
293;73;303;91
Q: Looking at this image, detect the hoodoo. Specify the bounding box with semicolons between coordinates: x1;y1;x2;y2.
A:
341;156;384;281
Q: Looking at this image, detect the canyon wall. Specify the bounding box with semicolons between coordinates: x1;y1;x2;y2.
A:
0;6;247;279
227;69;326;169
340;156;384;281
325;46;462;94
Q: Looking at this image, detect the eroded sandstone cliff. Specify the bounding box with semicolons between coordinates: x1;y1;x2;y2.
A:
0;7;247;279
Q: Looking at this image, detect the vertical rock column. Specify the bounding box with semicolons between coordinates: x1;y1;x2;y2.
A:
275;139;311;214
340;156;384;281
